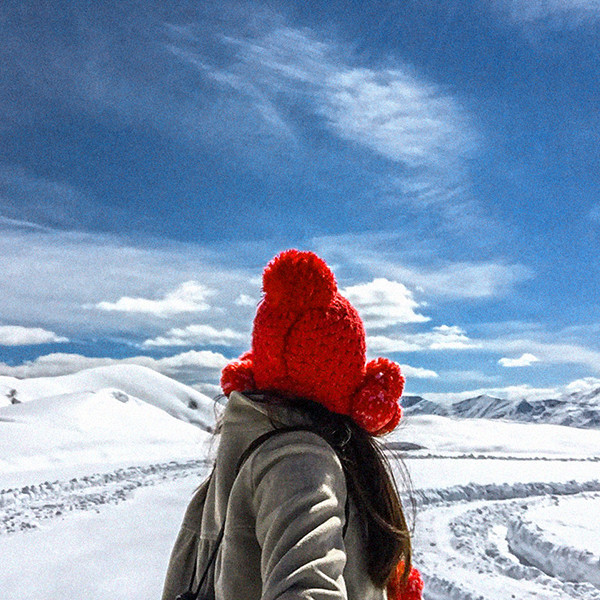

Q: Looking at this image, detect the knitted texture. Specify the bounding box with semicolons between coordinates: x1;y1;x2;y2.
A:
220;249;405;435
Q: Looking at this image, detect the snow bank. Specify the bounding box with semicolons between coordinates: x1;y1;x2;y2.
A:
413;479;600;506
507;494;600;587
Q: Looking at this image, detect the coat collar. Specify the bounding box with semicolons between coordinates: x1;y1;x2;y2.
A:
224;391;314;429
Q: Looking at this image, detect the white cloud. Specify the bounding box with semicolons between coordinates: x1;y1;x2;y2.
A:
235;293;257;307
177;24;479;223
367;324;475;354
94;281;213;317
399;364;439;379
0;227;263;340
0;326;68;346
424;375;600;404
498;352;540;367
342;278;429;328
143;324;247;347
368;335;422;354
441;370;501;385
590;203;600;223
563;377;600;395
0;216;53;232
391;261;533;300
428;325;474;350
482;337;600;373
0;350;229;383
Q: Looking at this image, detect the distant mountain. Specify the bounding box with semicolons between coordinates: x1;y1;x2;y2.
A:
402;386;600;429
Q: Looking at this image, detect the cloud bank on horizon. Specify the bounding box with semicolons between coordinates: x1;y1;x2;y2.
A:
1;1;599;401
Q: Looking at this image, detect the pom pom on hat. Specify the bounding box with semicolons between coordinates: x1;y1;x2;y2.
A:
350;358;405;436
262;248;337;311
387;562;424;600
221;351;255;396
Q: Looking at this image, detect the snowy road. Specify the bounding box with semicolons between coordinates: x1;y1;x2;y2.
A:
2;454;600;600
0;458;211;535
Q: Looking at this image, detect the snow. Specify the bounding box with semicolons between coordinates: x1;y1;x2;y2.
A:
506;494;600;587
0;385;210;482
391;413;600;457
1;364;600;600
0;476;204;599
0;364;216;428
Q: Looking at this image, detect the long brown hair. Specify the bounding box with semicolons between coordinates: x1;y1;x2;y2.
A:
243;390;413;588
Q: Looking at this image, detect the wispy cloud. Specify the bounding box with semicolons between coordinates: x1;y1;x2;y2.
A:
441;370;502;385
314;232;532;300
498;352;540;367
0;228;257;337
564;376;600;395
368;325;475;354
143;324;247;347
498;0;600;26
322;67;474;180
235;294;258;307
0;326;68;346
391;261;532;300
168;21;480;227
342;278;429;328
483;337;600;373
0;350;229;385
0;166;112;232
94;281;213;317
590;203;600;223
425;383;559;403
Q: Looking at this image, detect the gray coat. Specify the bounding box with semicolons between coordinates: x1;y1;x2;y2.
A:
162;391;386;600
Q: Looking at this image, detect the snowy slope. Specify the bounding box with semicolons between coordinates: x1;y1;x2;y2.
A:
0;387;209;475
0;364;216;429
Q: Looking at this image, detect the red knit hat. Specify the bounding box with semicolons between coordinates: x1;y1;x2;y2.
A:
221;249;405;436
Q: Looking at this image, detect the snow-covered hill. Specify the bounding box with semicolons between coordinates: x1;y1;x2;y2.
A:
0;364;216;428
0;365;216;478
403;385;600;429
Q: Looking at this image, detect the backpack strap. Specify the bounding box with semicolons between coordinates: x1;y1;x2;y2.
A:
177;426;349;600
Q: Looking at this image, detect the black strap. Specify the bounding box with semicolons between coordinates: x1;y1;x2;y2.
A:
181;426;349;600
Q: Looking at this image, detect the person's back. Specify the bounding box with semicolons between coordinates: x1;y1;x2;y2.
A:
163;249;423;600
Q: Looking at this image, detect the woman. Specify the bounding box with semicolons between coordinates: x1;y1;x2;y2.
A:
163;249;423;600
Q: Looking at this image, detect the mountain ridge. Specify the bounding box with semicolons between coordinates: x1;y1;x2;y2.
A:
402;387;600;429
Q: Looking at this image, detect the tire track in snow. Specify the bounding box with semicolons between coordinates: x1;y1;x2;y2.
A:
416;489;600;600
0;459;211;535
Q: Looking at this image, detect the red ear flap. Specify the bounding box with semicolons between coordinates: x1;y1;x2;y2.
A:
350;358;405;435
387;562;424;600
221;352;255;395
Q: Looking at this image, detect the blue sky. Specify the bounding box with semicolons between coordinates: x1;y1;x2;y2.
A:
1;0;599;400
